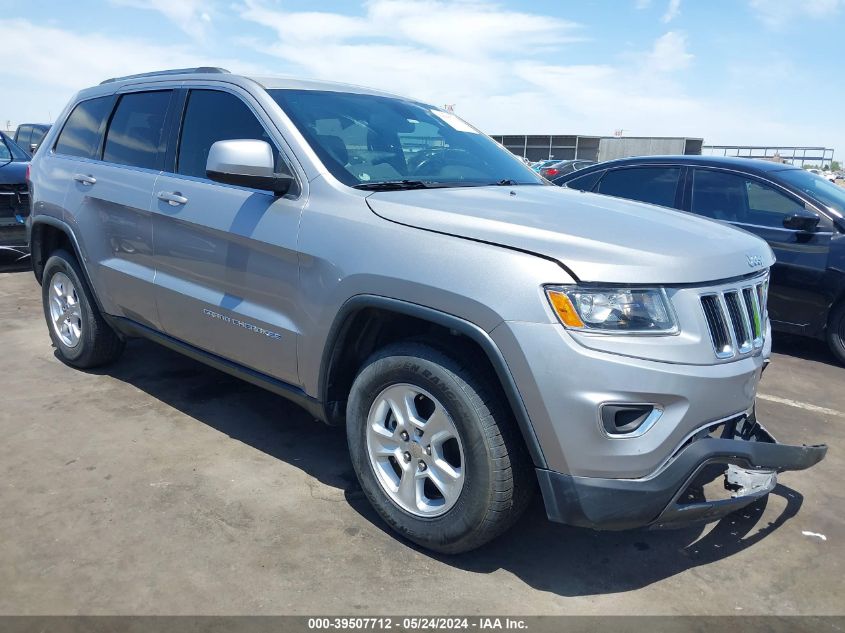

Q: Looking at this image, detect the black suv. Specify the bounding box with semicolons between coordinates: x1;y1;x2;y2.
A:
14;124;51;156
557;155;845;364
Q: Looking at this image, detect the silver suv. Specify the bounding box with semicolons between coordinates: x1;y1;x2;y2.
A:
26;68;826;553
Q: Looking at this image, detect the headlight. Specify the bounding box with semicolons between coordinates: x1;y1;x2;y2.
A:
545;286;677;334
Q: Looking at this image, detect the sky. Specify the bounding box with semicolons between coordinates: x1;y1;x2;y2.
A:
1;0;843;155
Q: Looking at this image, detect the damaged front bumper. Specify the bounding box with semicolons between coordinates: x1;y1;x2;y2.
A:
537;412;827;530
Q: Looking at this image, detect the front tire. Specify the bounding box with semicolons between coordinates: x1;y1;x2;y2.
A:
346;342;533;554
41;249;125;368
827;301;845;366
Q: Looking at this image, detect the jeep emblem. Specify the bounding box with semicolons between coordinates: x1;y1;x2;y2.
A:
746;254;763;268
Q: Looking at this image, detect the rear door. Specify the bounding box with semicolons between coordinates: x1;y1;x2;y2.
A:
60;88;175;327
151;86;305;385
687;167;833;332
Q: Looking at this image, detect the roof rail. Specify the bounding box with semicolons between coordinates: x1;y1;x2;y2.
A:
100;67;230;85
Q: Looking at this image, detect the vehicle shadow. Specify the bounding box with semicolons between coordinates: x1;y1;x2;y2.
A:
771;332;841;367
84;338;358;493
347;484;802;596
91;338;803;597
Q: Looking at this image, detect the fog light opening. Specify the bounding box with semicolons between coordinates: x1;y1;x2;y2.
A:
600;403;662;438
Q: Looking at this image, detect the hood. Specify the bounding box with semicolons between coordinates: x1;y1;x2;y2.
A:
0;160;28;185
366;185;774;284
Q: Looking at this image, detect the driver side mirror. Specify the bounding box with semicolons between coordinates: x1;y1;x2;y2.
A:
206;139;294;196
782;210;820;232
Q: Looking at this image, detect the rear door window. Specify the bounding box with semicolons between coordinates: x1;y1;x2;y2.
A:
55;96;114;159
596;166;681;207
103;91;172;170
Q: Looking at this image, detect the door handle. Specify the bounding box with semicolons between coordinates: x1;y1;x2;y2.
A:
157;191;188;206
73;173;96;186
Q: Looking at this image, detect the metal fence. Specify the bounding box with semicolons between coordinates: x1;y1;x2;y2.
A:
701;145;835;167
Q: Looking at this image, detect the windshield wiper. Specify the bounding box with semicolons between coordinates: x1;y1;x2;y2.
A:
494;179;519;186
353;180;449;191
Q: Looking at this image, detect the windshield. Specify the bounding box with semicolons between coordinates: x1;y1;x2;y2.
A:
776;168;845;215
269;89;543;188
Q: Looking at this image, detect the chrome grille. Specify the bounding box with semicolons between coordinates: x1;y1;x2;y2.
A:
700;277;767;359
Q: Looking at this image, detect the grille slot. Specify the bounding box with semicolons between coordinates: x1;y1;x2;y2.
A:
700;278;768;359
724;291;752;352
701;295;732;358
742;287;762;342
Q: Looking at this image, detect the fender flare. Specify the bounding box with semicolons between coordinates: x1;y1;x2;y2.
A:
319;294;547;469
29;215;107;314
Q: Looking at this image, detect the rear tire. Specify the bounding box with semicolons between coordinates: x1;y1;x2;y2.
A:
41;249;124;368
827;301;845;366
346;342;533;554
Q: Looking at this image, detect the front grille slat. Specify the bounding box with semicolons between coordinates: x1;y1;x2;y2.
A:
700;276;768;359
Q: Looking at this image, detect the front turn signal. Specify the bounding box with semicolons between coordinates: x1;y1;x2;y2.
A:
546;289;585;328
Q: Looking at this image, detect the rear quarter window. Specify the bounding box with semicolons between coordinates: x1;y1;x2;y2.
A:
55;96;114;159
560;170;603;191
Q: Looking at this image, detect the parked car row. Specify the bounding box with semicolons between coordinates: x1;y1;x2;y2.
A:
808;168;841;183
530;158;596;179
555;155;845;364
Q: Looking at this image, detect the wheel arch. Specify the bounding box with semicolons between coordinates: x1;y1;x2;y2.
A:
30;217;106;314
319;295;547;469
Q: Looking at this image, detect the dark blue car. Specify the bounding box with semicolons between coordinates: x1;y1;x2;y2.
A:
556;155;845;364
0;131;31;258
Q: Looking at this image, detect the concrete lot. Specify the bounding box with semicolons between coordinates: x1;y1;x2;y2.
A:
0;262;842;616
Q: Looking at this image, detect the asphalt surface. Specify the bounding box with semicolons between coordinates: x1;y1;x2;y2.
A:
1;260;842;615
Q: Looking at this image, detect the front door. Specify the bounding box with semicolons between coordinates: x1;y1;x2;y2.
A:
152;87;304;386
689;167;833;333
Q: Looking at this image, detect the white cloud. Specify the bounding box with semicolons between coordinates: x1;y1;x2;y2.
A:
0;18;268;126
237;0;584;110
236;3;832;149
662;0;681;22
108;0;215;39
240;0;582;58
644;31;693;72
635;0;653;8
748;0;843;28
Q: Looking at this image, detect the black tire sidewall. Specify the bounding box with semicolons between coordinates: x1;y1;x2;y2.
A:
828;302;845;365
347;348;496;550
42;251;94;364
